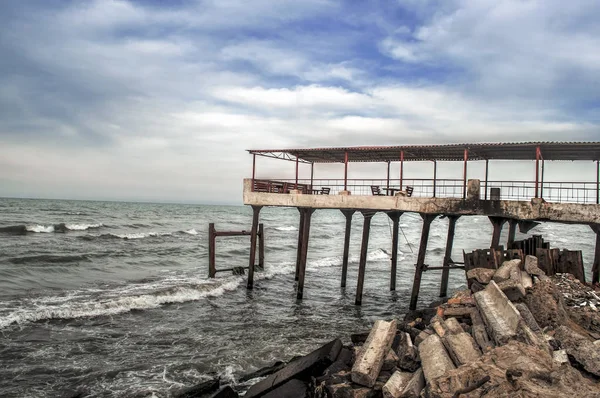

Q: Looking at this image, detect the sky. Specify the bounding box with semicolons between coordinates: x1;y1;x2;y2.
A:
1;0;599;204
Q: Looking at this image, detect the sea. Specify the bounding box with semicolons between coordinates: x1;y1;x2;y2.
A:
0;197;595;397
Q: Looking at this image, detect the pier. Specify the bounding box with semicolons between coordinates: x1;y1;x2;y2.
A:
229;142;600;309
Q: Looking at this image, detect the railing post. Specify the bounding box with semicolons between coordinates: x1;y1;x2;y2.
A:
535;146;540;198
251;154;256;192
432;160;437;198
462;148;468;199
386;161;390;190
484;159;489;200
596;160;599;205
400;150;404;189
344;151;349;191
295;153;299;188
310;162;314;191
541;159;545;199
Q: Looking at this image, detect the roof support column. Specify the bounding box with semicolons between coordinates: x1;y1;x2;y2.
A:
344;151;348;191
295;153;299;188
484;159;489;200
535;146;540;198
541;158;545;199
400;150;404;189
597;160;599;205
433;160;437;198
251;154;256;192
386;161;391;190
310;162;314;191
463;149;468;199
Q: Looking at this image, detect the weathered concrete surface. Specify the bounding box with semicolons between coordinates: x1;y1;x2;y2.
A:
515;303;541;332
524;255;546;276
521;272;533;289
496;279;526;301
474;281;521;345
243;179;600;223
555;326;600;376
428;341;600;398
443;332;482;366
402;369;425;398
352;320;397;387
466;268;496;285
553;349;569;365
525;280;569;329
492;259;521;283
418;335;455;384
382;349;400;371
382;371;412;398
395;332;419;372
444;317;464;334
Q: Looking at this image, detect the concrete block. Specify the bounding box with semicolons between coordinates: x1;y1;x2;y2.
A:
382;349;399;371
402;368;425;398
244;339;342;398
515;303;541;332
414;329;432;346
555;326;600;377
338;190;351;196
382;371;413;398
521;272;533;289
352;320;397;387
443;332;481;366
444;317;464;334
553;349;569;365
418;334;455;383
493;259;521;283
469;308;494;352
496;279;526;301
467;267;496;284
474;281;522;345
524;255;546;276
396;332;419;372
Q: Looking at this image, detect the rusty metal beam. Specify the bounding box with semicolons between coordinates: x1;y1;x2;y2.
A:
356;210;376;305
440;215;459;297
341;210;355;288
410;214;436;310
247;205;262;289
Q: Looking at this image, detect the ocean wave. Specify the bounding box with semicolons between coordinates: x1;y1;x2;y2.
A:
8;254;91;265
0;223;103;234
182;229;198;235
0;278;243;329
274;226;297;231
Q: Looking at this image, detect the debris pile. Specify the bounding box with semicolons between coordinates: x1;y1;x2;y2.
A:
182;255;600;397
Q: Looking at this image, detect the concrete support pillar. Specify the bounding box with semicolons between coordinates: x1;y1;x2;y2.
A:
410;214;436;310
295;208;306;281
387;211;403;291
440;215;459;297
247;205;262;289
489;216;506;249
591;224;600;284
341;210;355;288
507;220;517;249
296;208;314;300
356;211;376;305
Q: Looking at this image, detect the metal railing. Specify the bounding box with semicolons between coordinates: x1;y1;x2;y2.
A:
251;178;600;204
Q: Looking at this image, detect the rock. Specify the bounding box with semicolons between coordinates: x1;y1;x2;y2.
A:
175;378;220;398
239;361;286;382
414;329;432;346
554;326;600;377
595;340;600;347
492;259;521;283
515;303;541;332
262;379;307;398
244;339;342;398
352;320;397;388
474;281;522;345
553;349;569;365
418;334;455;384
443;318;464;334
468;308;494;352
466;268;496;285
395;332;419;372
470;280;486;293
402;368;424;398
443;332;481;366
525;280;569;329
326;382;353;398
382;349;399;371
521;272;533;289
382;371;412;398
496;279;526;302
429;341;600;398
524;255;546;276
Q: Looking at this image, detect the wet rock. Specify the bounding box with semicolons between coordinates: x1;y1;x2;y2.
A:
467;268;496;285
352;320;397;388
554;326;600;377
492;259;521;283
175;378;220;398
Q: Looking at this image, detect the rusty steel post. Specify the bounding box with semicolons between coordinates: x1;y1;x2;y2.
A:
463;149;468;199
258;223;264;269
356;210;375;305
386;161;391;190
387;211;402;291
489;216;506;249
400;150;404;190
295;208;305;281
484;159;489;200
591;224;600;284
208;223;216;278
341;209;355;288
410;214;436;310
535;146;540;198
344;151;349;191
440;215;459;297
297;208;314;300
247;205;262;289
251;154;256;192
433;160;437;198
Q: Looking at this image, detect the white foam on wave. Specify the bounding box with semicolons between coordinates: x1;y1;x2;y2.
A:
110;232;172;239
275;226;297;231
0;277;243;329
26;225;55;233
65;223;103;231
183;229;198;235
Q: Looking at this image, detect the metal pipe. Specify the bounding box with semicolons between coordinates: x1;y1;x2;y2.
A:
484;159;489;200
463;149;468;199
344;151;348;191
535;146;540;198
251;154;256;192
400;150;404;189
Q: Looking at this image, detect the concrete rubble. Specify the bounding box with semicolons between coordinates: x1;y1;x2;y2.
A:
199;255;600;397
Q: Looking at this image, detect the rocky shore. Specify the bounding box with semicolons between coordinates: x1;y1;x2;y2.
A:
178;255;600;397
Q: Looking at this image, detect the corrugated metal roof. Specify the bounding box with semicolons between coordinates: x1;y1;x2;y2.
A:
248;142;600;163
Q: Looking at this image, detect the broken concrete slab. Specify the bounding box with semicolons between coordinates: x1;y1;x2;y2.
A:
418;334;455;384
208;386;238;398
244;339;342;398
555;326;600;377
443;332;481;366
382;371;412;398
524;255;546;276
467;308;494;352
175;378;220;398
414;329;432;346
466;268;496;284
401;368;425;398
493;259;521;283
382;349;399;371
443;317;464;335
521;272;533;289
515;303;541;332
496;279;526;301
395;332;419;372
553;349;569;365
474;281;522;345
352;320;397;388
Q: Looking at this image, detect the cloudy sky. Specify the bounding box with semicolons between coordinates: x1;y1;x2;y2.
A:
1;0;599;204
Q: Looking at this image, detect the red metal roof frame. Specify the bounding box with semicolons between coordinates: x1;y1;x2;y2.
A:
248;142;600;163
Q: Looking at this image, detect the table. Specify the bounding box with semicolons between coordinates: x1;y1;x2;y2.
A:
382;187;402;196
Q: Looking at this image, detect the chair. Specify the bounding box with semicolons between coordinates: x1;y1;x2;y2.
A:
406;186;414;197
320;187;330;195
371;185;385;196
